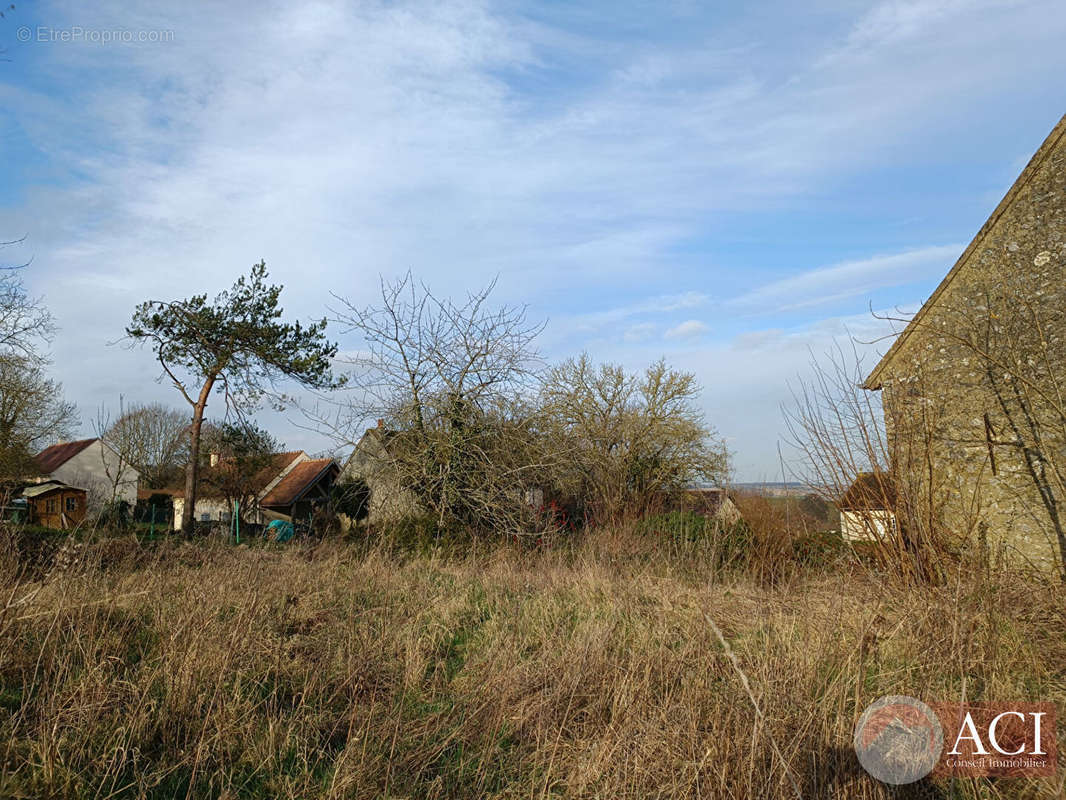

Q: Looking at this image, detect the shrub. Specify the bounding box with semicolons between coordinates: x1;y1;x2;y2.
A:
94;499;132;530
367;514;474;556
791;529;848;567
635;510;751;567
330;477;371;522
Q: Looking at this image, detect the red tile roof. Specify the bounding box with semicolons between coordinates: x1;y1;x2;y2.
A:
34;439;98;474
260;458;337;508
247;451;306;494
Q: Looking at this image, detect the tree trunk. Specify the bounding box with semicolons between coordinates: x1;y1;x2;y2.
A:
181;375;216;538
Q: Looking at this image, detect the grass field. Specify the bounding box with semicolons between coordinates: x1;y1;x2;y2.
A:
1;529;1063;799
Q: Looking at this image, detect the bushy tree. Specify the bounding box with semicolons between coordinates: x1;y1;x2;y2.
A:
540;355;729;523
0;355;78;483
327;273;552;533
127;262;339;536
0;266;76;489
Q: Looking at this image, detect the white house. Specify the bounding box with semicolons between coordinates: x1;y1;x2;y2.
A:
33;438;140;510
170;450;339;530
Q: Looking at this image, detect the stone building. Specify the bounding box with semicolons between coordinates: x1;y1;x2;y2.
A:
341;421;420;524
864;113;1066;572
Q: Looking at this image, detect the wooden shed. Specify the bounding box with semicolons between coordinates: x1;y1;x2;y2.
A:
22;481;88;529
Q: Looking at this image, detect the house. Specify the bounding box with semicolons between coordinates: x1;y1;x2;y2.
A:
863;113;1066;569
341;421;420;523
33;438;139;510
838;473;897;542
21;480;88;529
170;451;339;530
137;487;182;527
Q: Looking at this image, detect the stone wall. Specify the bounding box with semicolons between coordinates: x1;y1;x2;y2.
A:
341;431;421;523
874;119;1066;572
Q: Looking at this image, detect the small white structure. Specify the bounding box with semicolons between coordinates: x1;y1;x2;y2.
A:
840;509;898;541
838;473;897;542
33;438;140;511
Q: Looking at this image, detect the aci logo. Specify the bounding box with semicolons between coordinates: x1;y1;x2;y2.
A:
855;696;1057;784
854;695;943;784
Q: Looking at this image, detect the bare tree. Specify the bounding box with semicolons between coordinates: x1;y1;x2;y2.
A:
783;342;955;583
102;401;188;489
324;273;553;534
0;260;52;364
0;264;74;493
540;355;729;523
200;420;282;522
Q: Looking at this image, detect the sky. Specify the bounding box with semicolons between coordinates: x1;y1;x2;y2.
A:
1;0;1065;481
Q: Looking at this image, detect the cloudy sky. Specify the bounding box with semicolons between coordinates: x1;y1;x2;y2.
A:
2;0;1064;480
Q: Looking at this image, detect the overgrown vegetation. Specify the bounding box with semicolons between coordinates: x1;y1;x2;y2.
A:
318;275;729;537
1;525;1061;799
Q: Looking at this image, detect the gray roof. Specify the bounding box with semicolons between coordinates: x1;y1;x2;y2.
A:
21;480;81;498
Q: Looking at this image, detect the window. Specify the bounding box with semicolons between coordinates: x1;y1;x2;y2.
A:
66;496;77;512
200;513;211;522
45;499;57;513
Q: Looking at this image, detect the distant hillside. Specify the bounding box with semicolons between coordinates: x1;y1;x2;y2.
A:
732;482;810;497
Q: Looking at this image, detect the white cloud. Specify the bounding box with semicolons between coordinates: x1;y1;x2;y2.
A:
664;319;709;339
3;0;1065;475
665;308;910;480
623;322;657;342
727;244;962;313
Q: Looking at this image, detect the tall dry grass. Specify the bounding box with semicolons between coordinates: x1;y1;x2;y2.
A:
1;528;1063;799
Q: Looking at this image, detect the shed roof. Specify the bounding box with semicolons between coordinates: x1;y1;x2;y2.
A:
167;451;306;499
22;481;84;499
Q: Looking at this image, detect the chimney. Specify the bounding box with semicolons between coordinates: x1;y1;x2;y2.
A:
209;452;220;467
377;418;384;429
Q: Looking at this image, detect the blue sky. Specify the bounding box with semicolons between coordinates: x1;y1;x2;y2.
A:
1;0;1065;480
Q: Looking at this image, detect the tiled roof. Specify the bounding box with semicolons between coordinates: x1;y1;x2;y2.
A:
34;439;97;473
168;451;305;499
248;451;305;494
839;472;896;511
260;458;336;508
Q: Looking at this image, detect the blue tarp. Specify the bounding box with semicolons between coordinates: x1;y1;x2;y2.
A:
267;519;295;542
